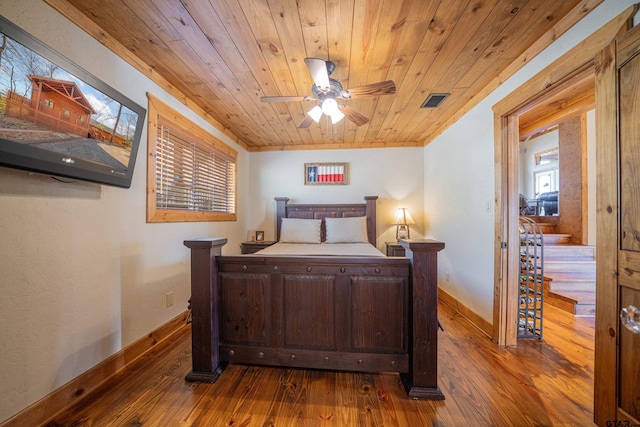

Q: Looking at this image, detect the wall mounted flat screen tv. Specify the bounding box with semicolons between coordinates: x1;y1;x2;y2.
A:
0;15;146;188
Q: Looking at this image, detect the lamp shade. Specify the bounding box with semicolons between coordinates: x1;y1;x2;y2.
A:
307;99;345;125
393;208;415;225
307;105;323;123
329;108;345;124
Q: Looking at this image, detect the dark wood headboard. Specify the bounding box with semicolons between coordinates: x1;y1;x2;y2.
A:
274;196;378;245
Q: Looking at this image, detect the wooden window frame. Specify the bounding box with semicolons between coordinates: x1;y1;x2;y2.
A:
146;93;237;223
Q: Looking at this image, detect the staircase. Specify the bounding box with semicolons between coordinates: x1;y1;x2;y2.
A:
537;223;595;317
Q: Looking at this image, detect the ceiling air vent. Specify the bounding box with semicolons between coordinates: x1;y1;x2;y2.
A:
420;93;450;108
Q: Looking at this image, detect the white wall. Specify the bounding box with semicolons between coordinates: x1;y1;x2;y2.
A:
423;102;495;320
247;147;425;251
519;130;559;199
424;0;634;322
0;0;248;422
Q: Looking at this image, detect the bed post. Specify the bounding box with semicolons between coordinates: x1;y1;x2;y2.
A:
183;238;227;382
274;197;289;241
364;196;378;246
399;239;446;400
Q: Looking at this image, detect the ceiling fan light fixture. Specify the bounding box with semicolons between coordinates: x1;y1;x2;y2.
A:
307;105;323;123
262;59;395;128
329;109;345;124
321;98;339;116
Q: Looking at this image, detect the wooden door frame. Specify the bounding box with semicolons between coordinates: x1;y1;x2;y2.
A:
492;6;637;346
594;21;640;426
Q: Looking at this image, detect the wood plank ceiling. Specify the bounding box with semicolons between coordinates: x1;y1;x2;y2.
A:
46;0;593;151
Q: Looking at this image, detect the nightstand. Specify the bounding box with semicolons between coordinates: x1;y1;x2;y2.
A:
385;242;405;257
241;240;276;254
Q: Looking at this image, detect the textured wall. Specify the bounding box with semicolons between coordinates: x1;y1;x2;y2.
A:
0;0;247;422
558;114;588;244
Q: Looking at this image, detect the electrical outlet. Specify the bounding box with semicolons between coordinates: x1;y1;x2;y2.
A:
165;291;174;307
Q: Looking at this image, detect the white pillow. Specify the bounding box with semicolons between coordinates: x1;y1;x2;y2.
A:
325;216;369;243
279;218;322;243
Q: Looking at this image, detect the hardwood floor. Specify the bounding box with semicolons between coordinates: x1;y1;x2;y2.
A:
46;302;595;426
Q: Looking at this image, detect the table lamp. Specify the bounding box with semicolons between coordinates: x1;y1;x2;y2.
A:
393;208;415;241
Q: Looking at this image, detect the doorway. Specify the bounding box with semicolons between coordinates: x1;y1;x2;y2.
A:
490;8;639;426
490;5;638;345
519;99;596;319
492;63;595;345
492;6;636;345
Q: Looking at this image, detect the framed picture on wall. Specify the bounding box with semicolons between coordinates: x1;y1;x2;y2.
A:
304;162;349;185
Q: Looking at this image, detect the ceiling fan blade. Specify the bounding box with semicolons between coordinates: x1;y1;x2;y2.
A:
298;115;314;129
261;95;314;103
304;58;330;91
340;80;396;100
338;104;369;126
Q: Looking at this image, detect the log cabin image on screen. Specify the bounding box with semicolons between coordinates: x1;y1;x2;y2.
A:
0;32;139;170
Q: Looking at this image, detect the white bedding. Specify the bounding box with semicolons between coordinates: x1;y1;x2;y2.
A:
253;242;385;257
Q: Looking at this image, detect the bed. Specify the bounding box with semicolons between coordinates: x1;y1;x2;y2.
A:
183;196;445;399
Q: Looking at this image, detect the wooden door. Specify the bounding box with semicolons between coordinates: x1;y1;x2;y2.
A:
594;21;640;427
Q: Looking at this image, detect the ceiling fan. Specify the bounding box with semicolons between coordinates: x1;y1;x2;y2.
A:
260;58;396;128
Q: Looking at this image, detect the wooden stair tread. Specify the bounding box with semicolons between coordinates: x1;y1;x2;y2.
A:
543;244;595;252
544;262;596;274
545;290;595;317
546;280;595;291
543;262;595;277
546;278;594;287
544;243;595;248
545;275;595;282
544;271;595;280
545;259;595;265
542;234;573;245
548;290;595;304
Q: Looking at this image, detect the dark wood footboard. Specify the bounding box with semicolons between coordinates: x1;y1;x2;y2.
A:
216;255;411;373
183;238;445;400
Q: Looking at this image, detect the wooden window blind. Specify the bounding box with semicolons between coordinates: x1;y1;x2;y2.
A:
147;94;237;222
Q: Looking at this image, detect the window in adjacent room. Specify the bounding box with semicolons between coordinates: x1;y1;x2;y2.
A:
146;93;237;223
533;147;559;198
534;147;558;165
534;168;559;196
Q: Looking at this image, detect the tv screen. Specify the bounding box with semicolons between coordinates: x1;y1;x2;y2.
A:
0;15;146;188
